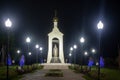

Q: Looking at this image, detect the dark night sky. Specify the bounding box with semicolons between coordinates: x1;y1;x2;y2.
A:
0;0;119;59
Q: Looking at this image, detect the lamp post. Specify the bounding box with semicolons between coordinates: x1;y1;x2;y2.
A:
17;50;20;54
28;52;31;55
26;37;31;65
26;37;31;51
69;53;72;64
35;44;39;63
92;49;96;53
80;37;85;70
28;52;32;65
73;44;77;66
17;50;20;66
84;51;88;64
39;47;43;53
97;21;104;80
84;51;88;56
91;48;96;64
5;18;12;80
70;47;73;52
39;47;43;63
70;47;73;64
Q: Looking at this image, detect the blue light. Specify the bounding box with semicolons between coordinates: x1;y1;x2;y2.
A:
88;60;94;67
7;54;12;66
100;56;104;67
19;55;25;67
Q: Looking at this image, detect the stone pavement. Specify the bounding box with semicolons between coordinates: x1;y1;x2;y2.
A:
19;69;86;80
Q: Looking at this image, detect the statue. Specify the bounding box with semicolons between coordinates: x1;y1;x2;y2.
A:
53;44;58;57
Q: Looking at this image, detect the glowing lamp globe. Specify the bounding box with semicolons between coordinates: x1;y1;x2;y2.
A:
97;21;104;30
70;47;73;51
26;37;31;43
35;44;39;49
80;37;85;43
73;45;77;49
5;18;12;28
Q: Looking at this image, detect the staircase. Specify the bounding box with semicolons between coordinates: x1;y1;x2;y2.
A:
42;63;71;69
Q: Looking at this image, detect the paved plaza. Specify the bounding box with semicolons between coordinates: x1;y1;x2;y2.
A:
20;64;86;80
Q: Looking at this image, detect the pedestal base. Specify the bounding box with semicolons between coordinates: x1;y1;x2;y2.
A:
50;57;61;63
42;63;71;69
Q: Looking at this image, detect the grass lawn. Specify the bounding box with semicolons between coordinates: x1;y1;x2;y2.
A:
100;68;120;80
69;65;120;80
84;67;120;80
0;65;43;80
0;66;22;80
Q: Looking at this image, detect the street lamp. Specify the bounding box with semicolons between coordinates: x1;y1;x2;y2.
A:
97;21;103;29
70;47;73;51
5;18;12;80
84;51;88;56
80;37;85;70
73;44;77;65
26;37;31;43
26;37;31;65
35;44;39;63
70;47;73;64
84;51;88;65
73;45;77;49
80;37;85;43
97;20;104;80
28;52;31;65
69;53;72;64
26;37;31;51
17;50;20;54
69;53;72;57
39;47;43;63
39;47;43;53
91;48;96;63
92;49;96;53
5;18;12;28
28;52;31;55
35;44;39;49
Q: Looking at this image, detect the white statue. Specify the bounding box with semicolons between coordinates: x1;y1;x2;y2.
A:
53;44;58;57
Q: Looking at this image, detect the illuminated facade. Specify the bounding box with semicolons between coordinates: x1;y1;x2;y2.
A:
47;15;65;63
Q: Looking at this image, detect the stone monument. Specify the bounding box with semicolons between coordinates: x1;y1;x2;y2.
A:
47;13;65;63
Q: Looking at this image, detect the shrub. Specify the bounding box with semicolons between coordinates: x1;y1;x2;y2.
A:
45;72;63;77
45;69;63;77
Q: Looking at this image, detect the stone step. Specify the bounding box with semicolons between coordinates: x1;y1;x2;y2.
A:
41;63;70;69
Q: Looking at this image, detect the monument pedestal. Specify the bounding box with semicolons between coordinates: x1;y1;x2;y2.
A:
42;63;71;69
50;57;61;63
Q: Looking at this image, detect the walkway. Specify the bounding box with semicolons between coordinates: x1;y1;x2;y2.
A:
20;69;86;80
